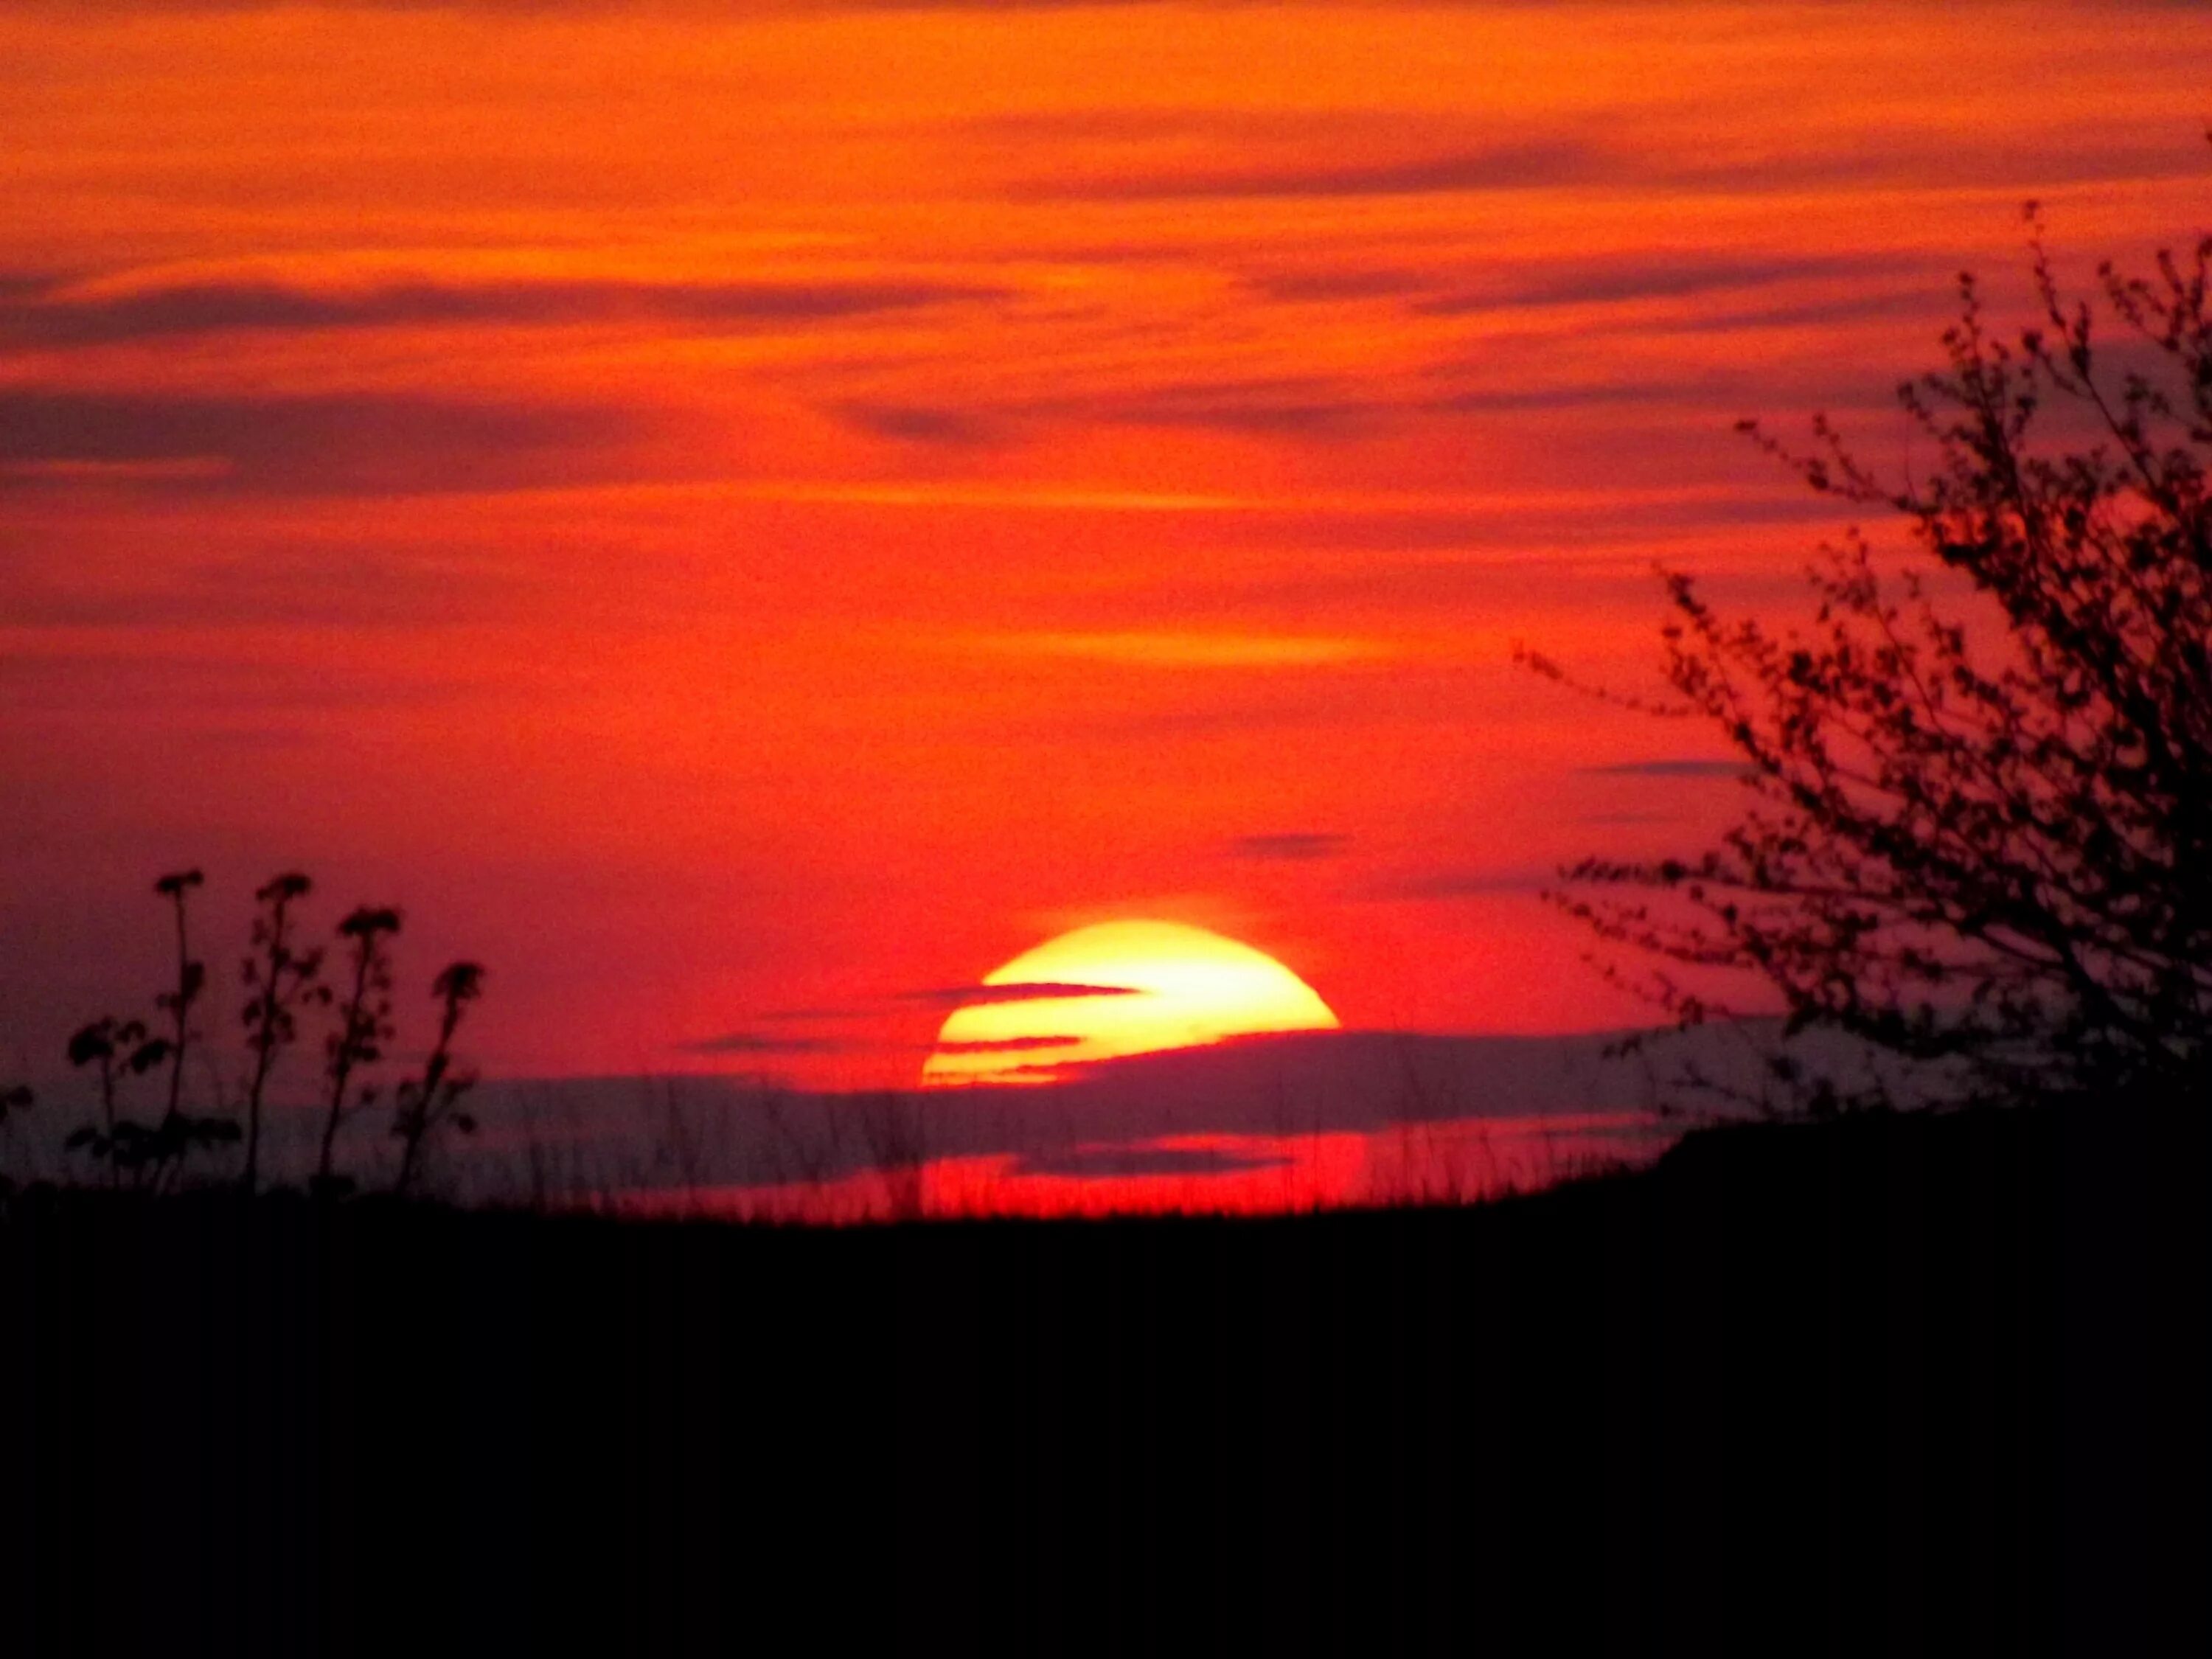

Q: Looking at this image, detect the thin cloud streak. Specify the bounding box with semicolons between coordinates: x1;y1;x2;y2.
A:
933;1035;1085;1054
1014;139;1607;201
680;1032;859;1056
0;386;650;496
898;983;1144;1009
973;632;1399;669
1371;867;1554;901
1582;759;1753;778
1008;1142;1292;1179
1228;833;1351;863
1;274;1009;347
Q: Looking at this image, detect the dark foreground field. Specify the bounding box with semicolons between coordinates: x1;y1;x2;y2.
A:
4;1100;2206;1656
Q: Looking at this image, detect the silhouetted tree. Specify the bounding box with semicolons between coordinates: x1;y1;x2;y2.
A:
1549;199;2211;1113
316;905;400;1194
390;961;486;1198
240;872;326;1192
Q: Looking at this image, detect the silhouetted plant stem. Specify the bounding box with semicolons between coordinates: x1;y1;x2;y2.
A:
318;906;400;1192
392;961;486;1198
240;873;321;1193
151;872;212;1195
94;1040;118;1138
154;870;204;1131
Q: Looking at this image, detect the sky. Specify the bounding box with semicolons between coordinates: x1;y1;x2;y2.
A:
4;1;2210;1091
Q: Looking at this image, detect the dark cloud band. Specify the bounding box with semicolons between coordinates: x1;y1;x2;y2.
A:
0;274;1008;349
0;386;647;497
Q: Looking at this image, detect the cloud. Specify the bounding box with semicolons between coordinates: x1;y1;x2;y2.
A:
1372;867;1551;900
0;386;647;496
898;982;1143;1009
1581;759;1752;778
1013;118;2211;213
1006;1144;1292;1179
1428;380;1732;416
827;375;1388;448
831;345;1835;451
678;1032;858;1056
931;1035;1084;1054
1015;140;1604;202
1228;832;1349;862
1247;268;1430;304
13;1;1172;13
0;647;484;717
832;401;1006;446
0;543;531;631
978;631;1396;669
1411;252;1918;317
0;274;1009;349
1068;377;1383;439
456;1026;1890;1196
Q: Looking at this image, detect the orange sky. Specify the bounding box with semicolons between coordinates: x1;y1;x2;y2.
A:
4;1;2208;1087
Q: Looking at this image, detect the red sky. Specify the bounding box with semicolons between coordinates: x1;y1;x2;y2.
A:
4;1;2208;1088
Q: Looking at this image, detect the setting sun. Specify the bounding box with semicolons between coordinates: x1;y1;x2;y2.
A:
922;920;1339;1085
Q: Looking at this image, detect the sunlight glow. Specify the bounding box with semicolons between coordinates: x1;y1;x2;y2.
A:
922;919;1340;1085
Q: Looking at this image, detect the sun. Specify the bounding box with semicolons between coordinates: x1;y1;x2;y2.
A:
922;919;1339;1085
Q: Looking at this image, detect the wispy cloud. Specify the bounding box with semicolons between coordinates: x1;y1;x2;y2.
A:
1043;375;1385;439
1;273;1008;348
974;631;1398;669
825;375;1388;447
0;386;646;496
1015;139;1605;202
1246;268;1430;304
1581;759;1751;778
14;1;1170;13
932;1035;1084;1054
1228;832;1350;862
679;1032;858;1056
832;400;1007;446
898;982;1143;1009
1008;1143;1291;1179
0;543;531;631
1371;867;1552;901
1409;251;1920;317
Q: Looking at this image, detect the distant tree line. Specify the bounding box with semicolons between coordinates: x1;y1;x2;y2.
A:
0;870;485;1198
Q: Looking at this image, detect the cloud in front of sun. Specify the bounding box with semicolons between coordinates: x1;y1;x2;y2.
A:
922;919;1338;1085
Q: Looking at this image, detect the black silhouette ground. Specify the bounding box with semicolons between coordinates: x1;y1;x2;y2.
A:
3;1098;2204;1656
